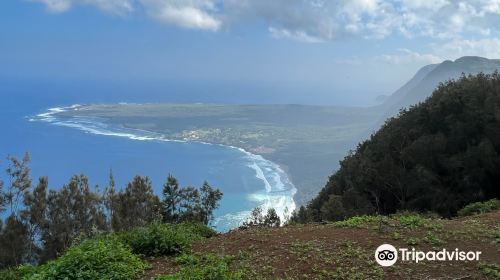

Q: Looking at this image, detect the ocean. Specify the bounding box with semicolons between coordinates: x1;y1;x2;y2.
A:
0;79;296;232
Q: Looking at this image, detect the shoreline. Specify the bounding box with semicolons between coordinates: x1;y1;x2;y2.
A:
32;104;297;228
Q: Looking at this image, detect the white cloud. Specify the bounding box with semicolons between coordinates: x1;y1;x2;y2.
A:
376;49;442;64
27;0;500;42
268;27;323;43
140;0;221;31
32;0;71;13
31;0;134;15
433;38;500;60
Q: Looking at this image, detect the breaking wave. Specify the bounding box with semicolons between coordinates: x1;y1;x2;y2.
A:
32;104;297;231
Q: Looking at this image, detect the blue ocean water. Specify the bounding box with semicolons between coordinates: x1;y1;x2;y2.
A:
0;80;296;231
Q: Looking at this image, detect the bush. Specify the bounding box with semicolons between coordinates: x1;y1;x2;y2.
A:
333;215;378;228
240;207;281;229
457;199;500;216
0;265;36;280
394;213;426;229
117;222;216;257
479;262;500;278
24;238;147;280
155;254;244;280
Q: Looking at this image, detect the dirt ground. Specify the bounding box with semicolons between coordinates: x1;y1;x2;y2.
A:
143;211;500;279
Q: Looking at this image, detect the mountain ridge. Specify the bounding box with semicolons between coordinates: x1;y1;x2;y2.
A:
381;56;500;117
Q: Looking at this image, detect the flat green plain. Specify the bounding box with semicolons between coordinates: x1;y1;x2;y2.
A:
60;103;382;205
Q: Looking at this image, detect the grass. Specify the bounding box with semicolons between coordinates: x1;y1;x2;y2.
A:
458;199;500;216
478;262;500;278
116;222;216;257
332;215;378;228
24;238;148;280
154;254;245;280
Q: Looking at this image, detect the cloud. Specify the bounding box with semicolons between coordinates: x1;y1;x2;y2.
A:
375;49;442;65
31;0;134;15
433;38;500;59
28;0;500;41
140;0;221;31
377;38;500;67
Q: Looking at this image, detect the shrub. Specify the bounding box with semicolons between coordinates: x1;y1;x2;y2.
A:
406;237;420;246
155;254;244;280
458;199;500;216
333;215;378;228
478;262;500;278
117;222;215;257
240;207;281;229
0;265;36;280
24;238;147;280
393;213;426;229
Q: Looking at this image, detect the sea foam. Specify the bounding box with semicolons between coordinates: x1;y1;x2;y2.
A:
33;104;297;230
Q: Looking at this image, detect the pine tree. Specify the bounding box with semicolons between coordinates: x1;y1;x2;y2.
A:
162;174;181;222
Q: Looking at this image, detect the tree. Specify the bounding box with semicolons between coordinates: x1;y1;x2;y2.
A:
40;175;107;261
263;208;281;227
178;186;201;222
199;181;223;225
0;215;30;268
290;206;309;224
21;177;48;263
320;195;346;221
110;176;161;231
5;153;32;216
104;169;119;230
308;73;500;220
162;174;181;222
0;176;4;214
241;207;281;229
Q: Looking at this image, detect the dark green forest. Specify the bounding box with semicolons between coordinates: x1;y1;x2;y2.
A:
298;73;500;222
0;155;222;269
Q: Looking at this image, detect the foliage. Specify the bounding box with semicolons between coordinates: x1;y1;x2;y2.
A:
394;213;426;230
116;222;215;257
24;238;147;280
309;73;500;221
0;265;36;280
39;175;108;262
0;216;31;268
240;207;281;229
155;254;244;280
478;262;500;278
457;199;500;216
161;178;223;225
333;215;378;228
108;175;162;232
0;154;223;270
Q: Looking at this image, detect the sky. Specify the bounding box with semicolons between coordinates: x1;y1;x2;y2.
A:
1;0;500;105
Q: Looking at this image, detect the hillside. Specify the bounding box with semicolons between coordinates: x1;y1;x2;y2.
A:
381;56;500;117
145;210;499;279
307;73;500;222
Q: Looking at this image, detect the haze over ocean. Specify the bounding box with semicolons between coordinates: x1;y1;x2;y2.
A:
0;79;326;231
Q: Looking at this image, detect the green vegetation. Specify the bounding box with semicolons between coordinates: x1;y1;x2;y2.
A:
0;155;222;272
24;238;148;280
457;198;500;216
117;222;216;257
56;103;382;206
240;207;281;229
332;215;378;228
478;262;500;278
0;265;36;280
307;73;500;222
155;254;245;280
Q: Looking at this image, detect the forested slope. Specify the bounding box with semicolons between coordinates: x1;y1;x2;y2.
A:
306;73;500;221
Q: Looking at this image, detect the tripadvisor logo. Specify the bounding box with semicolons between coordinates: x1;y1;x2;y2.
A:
375;244;398;266
375;244;482;267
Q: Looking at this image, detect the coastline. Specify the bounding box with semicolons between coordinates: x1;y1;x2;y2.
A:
32;104;297;229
